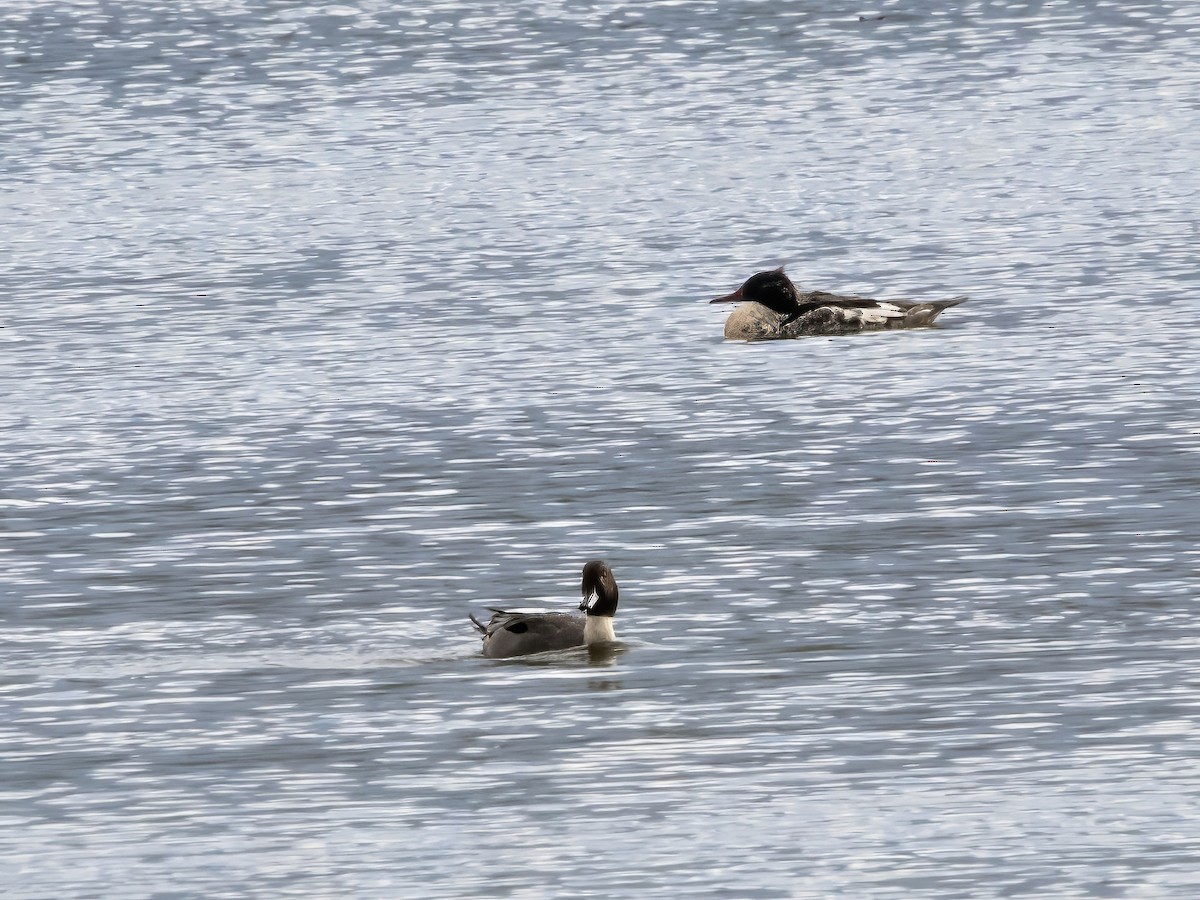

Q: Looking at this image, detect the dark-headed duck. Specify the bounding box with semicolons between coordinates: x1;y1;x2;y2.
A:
711;268;966;340
469;560;619;658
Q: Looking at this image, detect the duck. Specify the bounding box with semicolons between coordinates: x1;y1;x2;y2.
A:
469;560;619;658
710;267;967;340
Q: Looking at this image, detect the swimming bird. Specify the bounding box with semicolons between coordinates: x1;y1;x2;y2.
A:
469;560;619;658
710;268;967;340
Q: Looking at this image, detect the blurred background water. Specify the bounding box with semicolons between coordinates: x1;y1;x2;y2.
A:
3;1;1200;896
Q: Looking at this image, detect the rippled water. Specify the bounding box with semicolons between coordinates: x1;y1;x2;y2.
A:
4;1;1200;896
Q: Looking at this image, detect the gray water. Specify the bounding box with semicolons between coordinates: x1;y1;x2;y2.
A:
3;1;1200;897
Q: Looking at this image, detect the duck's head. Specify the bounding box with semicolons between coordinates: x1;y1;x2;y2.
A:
578;559;618;617
710;268;800;316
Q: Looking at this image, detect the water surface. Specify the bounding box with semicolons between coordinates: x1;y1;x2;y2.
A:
3;1;1200;896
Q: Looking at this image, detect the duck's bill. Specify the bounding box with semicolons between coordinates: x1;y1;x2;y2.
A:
709;287;744;304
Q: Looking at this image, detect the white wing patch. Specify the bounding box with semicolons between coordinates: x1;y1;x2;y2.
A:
846;304;906;326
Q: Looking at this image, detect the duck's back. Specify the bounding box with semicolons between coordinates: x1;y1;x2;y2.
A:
477;609;585;658
723;294;967;340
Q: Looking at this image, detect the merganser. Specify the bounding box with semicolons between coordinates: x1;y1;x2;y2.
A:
710;268;966;340
469;560;619;658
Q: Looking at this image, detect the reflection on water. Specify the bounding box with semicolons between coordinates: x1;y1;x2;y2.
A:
473;641;625;669
3;0;1200;896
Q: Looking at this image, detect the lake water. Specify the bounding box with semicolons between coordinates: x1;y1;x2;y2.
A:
3;1;1200;896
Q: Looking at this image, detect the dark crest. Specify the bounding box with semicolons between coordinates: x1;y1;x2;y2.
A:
736;269;800;315
710;266;800;316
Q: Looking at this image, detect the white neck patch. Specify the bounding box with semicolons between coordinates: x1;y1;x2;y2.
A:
584;615;616;645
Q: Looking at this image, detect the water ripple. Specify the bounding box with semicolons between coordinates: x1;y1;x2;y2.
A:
4;1;1200;896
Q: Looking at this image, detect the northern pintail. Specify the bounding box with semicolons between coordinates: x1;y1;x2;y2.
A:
469;560;619;658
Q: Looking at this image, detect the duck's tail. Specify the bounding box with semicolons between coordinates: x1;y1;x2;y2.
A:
897;295;967;327
468;612;487;634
